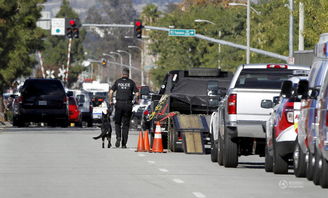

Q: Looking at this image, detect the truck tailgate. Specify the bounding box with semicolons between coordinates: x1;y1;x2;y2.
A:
235;88;280;121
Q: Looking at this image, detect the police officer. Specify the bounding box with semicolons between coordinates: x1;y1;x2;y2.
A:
108;68;139;148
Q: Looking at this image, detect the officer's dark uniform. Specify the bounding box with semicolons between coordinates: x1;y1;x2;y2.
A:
110;76;138;147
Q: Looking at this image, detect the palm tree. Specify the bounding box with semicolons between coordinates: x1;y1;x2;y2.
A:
141;4;161;25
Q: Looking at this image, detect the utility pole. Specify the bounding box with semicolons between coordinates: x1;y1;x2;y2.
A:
299;2;304;51
246;0;251;64
289;0;294;62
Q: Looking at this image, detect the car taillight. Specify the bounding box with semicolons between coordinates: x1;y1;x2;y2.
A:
143;110;149;115
16;96;23;104
285;101;294;123
63;97;68;104
228;94;237;114
286;109;294;123
266;64;288;69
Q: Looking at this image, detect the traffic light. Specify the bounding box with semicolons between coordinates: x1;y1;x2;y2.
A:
66;18;80;39
134;19;143;39
101;59;106;65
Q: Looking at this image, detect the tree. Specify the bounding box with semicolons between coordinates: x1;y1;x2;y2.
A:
42;0;86;87
0;0;45;114
148;3;246;86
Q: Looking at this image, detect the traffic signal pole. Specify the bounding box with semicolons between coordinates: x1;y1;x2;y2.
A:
82;23;288;62
65;38;72;83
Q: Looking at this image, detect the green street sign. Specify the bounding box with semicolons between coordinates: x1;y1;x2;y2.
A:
169;29;196;37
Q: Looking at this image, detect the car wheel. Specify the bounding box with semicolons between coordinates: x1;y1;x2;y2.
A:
306;151;315;181
265;144;273;172
211;139;218;162
293;141;306;177
223;127;238;168
320;156;328;188
75;121;83;128
273;143;288;174
60;120;69;128
217;134;224;166
313;150;321;185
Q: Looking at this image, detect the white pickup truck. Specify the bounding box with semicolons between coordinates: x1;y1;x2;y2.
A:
210;64;310;167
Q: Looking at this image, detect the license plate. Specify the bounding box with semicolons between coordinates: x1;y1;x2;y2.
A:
38;101;47;105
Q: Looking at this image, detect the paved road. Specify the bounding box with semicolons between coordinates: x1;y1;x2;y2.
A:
0;127;326;198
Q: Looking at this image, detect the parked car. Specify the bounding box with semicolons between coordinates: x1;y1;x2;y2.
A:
67;90;93;127
315;67;328;188
212;63;310;168
131;99;151;129
13;78;69;127
295;33;328;188
263;74;309;174
68;96;82;127
296;35;328;184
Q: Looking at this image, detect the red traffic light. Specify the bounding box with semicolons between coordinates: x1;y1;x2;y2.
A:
135;21;141;26
69;20;76;26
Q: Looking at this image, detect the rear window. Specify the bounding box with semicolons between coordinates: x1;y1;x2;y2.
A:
76;95;85;103
22;80;65;97
235;69;295;89
69;97;76;105
95;92;107;98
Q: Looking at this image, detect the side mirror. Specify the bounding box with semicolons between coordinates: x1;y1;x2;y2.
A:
297;80;309;99
273;96;280;106
280;80;293;98
261;99;274;109
140;86;150;96
309;88;320;99
67;91;73;97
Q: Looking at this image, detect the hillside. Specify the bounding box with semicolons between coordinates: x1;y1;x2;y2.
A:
43;0;182;19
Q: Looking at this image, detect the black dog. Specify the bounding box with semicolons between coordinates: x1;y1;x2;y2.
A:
93;106;113;148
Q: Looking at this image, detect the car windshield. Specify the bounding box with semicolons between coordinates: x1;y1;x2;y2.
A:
95;92;107;98
22;80;65;97
235;69;295;89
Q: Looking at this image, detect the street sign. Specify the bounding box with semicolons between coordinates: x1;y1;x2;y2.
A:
288;56;295;64
46;70;55;79
51;18;65;36
36;11;51;30
169;29;196;37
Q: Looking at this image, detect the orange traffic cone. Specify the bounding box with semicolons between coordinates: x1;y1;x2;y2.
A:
143;130;150;152
136;130;145;152
151;122;164;153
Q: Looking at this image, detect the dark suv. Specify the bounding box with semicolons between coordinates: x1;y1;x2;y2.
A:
13;79;69;127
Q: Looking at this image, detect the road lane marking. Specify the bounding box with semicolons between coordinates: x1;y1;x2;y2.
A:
147;160;155;164
172;178;184;184
192;192;206;198
159;168;169;173
138;153;146;157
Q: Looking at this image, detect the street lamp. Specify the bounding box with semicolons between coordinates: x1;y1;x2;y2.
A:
194;19;222;68
110;51;123;66
229;1;260;64
102;53;116;61
117;50;132;78
103;53;118;82
128;45;144;85
194;19;215;25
